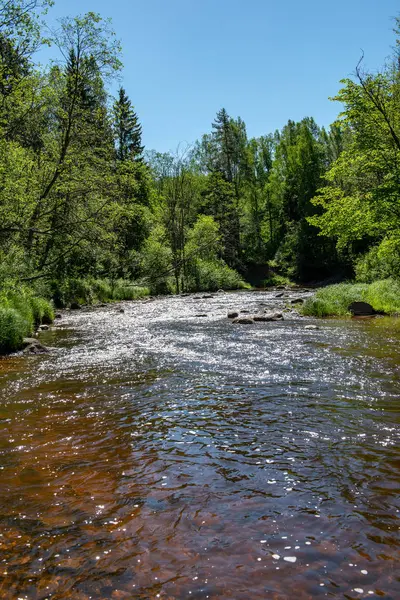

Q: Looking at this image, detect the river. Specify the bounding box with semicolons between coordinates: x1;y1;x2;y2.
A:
0;290;399;599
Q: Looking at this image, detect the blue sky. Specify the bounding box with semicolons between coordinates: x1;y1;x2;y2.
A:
38;0;399;152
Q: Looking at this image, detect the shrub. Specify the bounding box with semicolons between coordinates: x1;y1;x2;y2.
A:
0;308;28;354
30;297;55;326
186;259;245;292
111;280;150;301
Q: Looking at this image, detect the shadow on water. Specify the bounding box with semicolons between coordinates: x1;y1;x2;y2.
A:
0;291;399;599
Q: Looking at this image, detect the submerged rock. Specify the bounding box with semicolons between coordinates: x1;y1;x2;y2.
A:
22;338;49;354
202;294;214;299
195;314;208;317
232;317;254;324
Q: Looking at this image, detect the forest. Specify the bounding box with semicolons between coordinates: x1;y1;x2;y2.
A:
1;0;400;352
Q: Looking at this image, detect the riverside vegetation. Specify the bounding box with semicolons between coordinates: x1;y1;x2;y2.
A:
1;2;400;352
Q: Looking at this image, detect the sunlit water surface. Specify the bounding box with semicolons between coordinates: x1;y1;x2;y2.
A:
0;291;399;599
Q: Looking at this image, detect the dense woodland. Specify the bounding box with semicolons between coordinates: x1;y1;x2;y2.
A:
1;1;400;350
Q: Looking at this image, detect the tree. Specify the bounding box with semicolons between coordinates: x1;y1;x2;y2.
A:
113;87;144;161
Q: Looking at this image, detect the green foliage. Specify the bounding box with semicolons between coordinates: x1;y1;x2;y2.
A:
111;280;149;301
365;279;400;314
0;284;54;352
302;283;368;317
355;238;400;282
302;279;400;317
185;259;244;292
262;273;291;287
0;308;27;354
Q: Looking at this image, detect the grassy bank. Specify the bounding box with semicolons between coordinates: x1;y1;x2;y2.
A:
50;278;150;308
0;286;54;354
301;279;400;317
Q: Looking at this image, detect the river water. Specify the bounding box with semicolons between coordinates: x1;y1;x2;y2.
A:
0;290;399;600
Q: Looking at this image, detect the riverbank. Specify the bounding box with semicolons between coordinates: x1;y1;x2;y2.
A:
301;278;400;317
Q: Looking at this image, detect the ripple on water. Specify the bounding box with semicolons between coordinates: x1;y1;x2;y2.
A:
0;291;399;599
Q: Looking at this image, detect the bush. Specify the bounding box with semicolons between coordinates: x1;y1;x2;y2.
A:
0;307;29;354
111;280;150;301
30;297;55;326
186;259;246;292
356;238;400;283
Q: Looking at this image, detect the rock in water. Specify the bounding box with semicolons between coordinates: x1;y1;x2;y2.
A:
263;311;283;321
70;302;81;310
232;317;254;324
348;301;375;316
228;311;239;319
22;338;49;354
304;324;319;330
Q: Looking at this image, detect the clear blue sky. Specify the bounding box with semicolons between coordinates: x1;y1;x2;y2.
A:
38;0;399;152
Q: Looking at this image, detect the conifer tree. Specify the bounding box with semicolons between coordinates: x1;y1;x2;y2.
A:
113;87;144;161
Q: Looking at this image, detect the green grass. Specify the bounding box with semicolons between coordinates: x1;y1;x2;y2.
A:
0;308;27;354
50;277;150;307
301;279;400;317
185;259;247;292
0;286;55;354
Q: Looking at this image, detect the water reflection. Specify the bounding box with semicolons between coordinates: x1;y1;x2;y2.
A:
0;291;399;599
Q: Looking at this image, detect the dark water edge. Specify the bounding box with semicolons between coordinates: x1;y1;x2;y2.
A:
0;290;399;600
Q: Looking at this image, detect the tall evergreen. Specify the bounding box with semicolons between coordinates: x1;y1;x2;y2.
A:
113;87;144;161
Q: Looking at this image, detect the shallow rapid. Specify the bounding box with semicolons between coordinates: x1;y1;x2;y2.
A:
0;290;399;599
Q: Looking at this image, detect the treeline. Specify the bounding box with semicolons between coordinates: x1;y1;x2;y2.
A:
1;1;400;306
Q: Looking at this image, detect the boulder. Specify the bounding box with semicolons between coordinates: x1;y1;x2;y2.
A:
22;338;49;354
275;292;285;298
348;301;375;316
217;289;225;293
290;298;304;305
55;313;62;319
304;324;319;330
202;294;214;299
70;302;81;310
264;311;283;320
228;311;239;319
39;324;49;331
232;317;254;324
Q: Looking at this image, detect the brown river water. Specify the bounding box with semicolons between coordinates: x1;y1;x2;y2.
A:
0;290;399;600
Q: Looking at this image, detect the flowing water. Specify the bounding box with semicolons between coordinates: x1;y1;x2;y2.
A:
0;290;399;600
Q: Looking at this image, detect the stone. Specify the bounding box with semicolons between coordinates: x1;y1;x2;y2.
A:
39;324;49;331
70;302;81;310
232;317;254;324
195;314;208;317
240;309;251;313
275;292;285;298
228;311;239;319
22;338;49;354
217;289;225;293
202;294;214;299
348;301;375;316
290;298;304;305
118;308;125;313
304;324;319;330
264;311;283;321
55;313;62;319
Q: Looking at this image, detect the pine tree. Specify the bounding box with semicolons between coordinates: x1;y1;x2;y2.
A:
113;87;144;161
